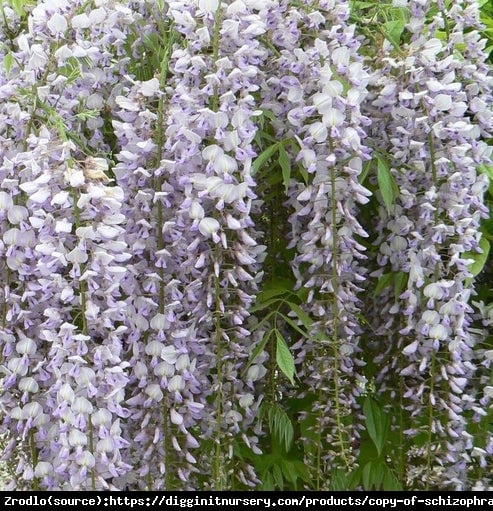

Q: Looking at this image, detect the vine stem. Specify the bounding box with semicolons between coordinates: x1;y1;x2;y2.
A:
329;154;350;471
30;429;39;490
209;1;227;490
153;21;175;489
424;130;440;490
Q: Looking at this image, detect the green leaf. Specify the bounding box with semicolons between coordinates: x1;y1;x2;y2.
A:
374;272;393;296
353;1;377;8
272;464;284;489
252;143;280;174
463;237;490;277
282;314;311;339
372;461;385;489
261;472;275;491
249;297;281;313
275;331;295;385
75;109;100;121
4;52;13;77
363;396;388;456
362;461;373;490
260;109;278;123
359;159;372;185
249;311;276;333
256;278;293;303
291;460;311;483
330;468;348;490
286;302;314;331
348;467;362;489
280;460;298;485
376;155;397;213
383;466;403;491
383;20;406;48
296;162;310;185
394;271;408;300
244;329;272;371
278;145;291;193
479;163;493;194
263;402;294;452
11;0;26;17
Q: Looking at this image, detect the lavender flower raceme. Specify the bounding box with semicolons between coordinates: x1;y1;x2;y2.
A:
0;0;491;491
364;0;492;489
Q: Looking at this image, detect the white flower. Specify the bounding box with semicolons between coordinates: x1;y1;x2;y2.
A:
175;354;190;371
189;200;205;220
55;218;73;233
214;153;238;174
88;7;106;24
429;324;449;341
168;375;185;392
146;384;163;402
19;377;39;393
199;217;220;237
309;122;328;143
170;408;183;425
0;191;13;209
154;361;175;377
16;338;36;356
47;13;67;35
145;340;164;357
226;214;242;230
202;145;223;161
150;313;167;331
7;205;28;224
34;462;53;478
71;13;91;29
73;397;93;414
198;0;219;12
140;77;160;97
422;310;440;325
24;402;43;419
403;340;419;355
434;94;452;111
66;247;88;264
161;346;178;364
59;383;75;403
97;438;114;453
77;451;95;469
76;367;95;385
323;108;344;127
239;393;254;408
8;357;28;376
91;408;112;426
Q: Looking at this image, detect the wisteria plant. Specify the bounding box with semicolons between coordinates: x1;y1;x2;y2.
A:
0;0;491;491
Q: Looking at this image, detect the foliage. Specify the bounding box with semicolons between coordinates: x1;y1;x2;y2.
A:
0;0;491;491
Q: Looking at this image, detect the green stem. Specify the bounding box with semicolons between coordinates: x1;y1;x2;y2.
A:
329;141;349;471
153;22;175;490
210;3;222;112
267;197;280;407
30;428;39;490
88;420;96;490
1;268;9;335
162;399;172;489
424;352;436;491
213;260;225;489
398;354;405;483
70;186;94;488
424;131;441;489
208;1;227;490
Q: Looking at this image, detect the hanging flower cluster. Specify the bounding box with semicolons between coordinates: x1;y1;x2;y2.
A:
0;0;491;490
365;0;493;489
